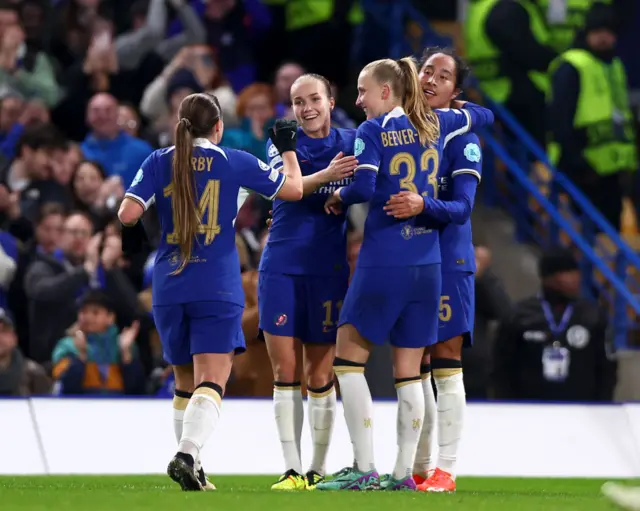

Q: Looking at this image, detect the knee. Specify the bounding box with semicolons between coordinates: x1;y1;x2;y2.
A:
306;371;334;390
432;336;463;361
304;350;335;389
307;380;335;398
272;360;300;384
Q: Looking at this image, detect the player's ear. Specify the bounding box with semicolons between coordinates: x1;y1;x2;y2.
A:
329;97;335;111
214;118;225;143
451;88;462;101
381;83;391;101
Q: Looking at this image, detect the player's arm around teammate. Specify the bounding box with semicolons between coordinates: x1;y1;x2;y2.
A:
119;93;302;492
318;57;445;491
259;74;357;491
384;47;482;492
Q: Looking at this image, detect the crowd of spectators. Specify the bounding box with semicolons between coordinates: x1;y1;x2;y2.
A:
0;0;366;398
0;0;627;402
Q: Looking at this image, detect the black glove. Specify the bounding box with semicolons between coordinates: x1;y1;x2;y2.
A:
121;221;148;258
270;119;298;154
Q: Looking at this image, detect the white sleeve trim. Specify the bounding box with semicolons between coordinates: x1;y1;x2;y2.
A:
233;188;251;226
265;174;286;200
125;192;155;211
355;164;379;173
443;109;472;149
451;168;481;182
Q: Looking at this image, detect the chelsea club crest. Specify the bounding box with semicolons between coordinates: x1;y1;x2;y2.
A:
401;225;414;240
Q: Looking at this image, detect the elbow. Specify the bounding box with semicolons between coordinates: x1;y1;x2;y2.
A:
277;181;303;201
357;187;375;203
453;205;473;225
478;107;495;127
486;109;495;125
285;188;303;201
118;198;143;226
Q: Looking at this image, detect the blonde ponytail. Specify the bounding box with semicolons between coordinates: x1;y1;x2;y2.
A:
396;57;439;147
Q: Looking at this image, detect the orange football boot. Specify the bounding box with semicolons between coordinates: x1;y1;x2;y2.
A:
416;468;456;493
412;469;434;486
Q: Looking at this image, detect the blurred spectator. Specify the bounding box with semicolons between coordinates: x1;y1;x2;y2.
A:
24;213;140;363
0;95;49;161
51;142;83;188
168;0;272;93
491;247;616;401
540;0;636;53
283;0;362;89
70;160;124;229
152;0;208;62
51;17;164;141
4;124;70;224
0;230;17;309
51;0;103;70
140;45;237;145
462;245;511;399
0;90;23;149
273;61;304;118
51;290;145;395
32;204;66;258
117;103;141;138
0;308;50;396
0;0;61;107
548;3;637;230
8;204;66;355
464;0;557;145
24;212;99;362
80;93;153;188
144;66;205;147
222;83;275;161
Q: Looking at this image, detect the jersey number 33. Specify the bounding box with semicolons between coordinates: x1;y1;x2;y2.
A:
389;148;439;198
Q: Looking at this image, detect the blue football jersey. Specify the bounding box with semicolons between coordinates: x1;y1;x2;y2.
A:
125;138;286;306
352;106;478;268
438;132;482;273
259;127;356;275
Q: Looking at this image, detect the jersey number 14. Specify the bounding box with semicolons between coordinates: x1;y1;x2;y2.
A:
163;179;221;245
389;148;439;198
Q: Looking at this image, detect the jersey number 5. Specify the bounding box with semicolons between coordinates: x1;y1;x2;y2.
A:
389;148;439;198
163;179;221;245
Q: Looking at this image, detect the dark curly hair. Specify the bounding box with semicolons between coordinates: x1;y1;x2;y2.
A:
418;46;471;90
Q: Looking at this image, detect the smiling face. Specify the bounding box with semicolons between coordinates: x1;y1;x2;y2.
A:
355;70;389;120
419;52;460;110
291;76;333;136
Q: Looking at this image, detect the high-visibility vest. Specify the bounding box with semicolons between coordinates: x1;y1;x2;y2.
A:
464;0;551;103
538;0;613;52
548;49;637;175
286;0;363;31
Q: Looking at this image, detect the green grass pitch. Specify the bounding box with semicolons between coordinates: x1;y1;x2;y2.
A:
0;475;635;510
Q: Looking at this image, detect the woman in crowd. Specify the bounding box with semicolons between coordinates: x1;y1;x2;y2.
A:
222;83;276;162
70;160;124;229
